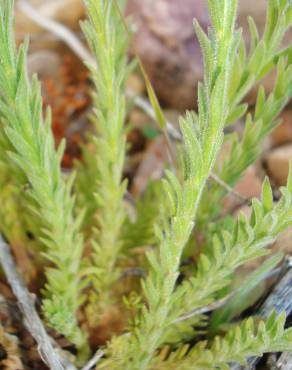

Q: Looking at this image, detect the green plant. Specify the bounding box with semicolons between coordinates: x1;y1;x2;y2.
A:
77;0;130;320
0;0;88;359
0;0;291;369
151;312;292;370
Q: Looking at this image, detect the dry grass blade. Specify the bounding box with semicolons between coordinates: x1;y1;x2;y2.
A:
277;352;292;370
80;350;105;370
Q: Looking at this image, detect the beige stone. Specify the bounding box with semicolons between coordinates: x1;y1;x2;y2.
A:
129;109;152;130
131;136;169;196
126;74;146;96
224;165;262;211
27;50;61;78
272;227;292;256
272;110;292;146
265;145;292;186
126;0;207;109
16;0;85;36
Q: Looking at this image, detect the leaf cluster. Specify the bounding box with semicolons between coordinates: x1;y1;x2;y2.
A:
0;0;291;369
0;0;87;357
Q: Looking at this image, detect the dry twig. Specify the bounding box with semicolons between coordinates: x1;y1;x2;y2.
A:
80;350;105;370
210;172;249;203
0;235;76;370
173;291;235;324
277;352;292;370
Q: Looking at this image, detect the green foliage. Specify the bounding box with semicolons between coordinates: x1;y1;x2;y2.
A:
198;3;292;224
108;1;246;369
76;0;130;316
0;0;291;369
99;0;291;368
226;57;291;182
210;252;283;333
174;174;292;320
226;0;291;123
122;181;165;251
152;311;292;370
0;0;88;358
0;163;27;244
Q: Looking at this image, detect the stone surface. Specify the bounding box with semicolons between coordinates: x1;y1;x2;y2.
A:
16;0;85;36
27;50;62;78
224;165;263;211
235;204;253;219
272;110;292;146
131;136;169;196
129;109;152;130
272;227;292;256
265;144;292;186
126;74;146;96
126;0;207;109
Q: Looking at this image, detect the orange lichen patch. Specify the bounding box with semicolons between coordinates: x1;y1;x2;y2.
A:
42;54;91;168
